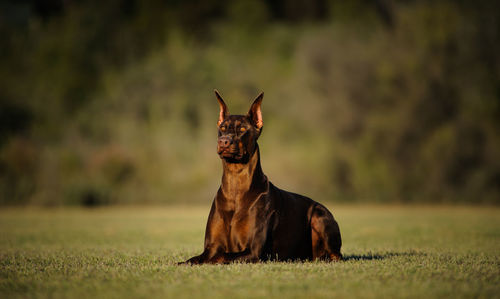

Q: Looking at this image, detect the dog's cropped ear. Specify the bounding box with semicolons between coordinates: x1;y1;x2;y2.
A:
247;92;264;130
215;89;229;126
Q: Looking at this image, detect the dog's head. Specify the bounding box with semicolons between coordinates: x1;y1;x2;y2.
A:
215;90;263;163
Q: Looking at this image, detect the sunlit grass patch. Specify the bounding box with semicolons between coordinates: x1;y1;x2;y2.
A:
0;205;498;298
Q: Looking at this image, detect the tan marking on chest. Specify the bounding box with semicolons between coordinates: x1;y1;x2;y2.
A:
229;214;253;251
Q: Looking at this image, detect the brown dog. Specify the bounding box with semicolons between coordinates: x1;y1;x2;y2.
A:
179;90;342;264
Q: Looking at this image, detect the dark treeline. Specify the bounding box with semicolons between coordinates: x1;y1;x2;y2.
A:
1;0;499;205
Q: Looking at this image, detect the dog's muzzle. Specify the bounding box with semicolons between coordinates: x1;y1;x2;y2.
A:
218;136;239;158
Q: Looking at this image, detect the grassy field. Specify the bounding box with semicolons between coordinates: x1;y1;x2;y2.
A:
0;205;498;298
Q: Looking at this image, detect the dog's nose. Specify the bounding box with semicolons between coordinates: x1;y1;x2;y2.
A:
218;137;232;149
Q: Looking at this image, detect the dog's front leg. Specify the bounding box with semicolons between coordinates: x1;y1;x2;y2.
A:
179;201;230;265
178;250;209;265
205;248;257;264
178;243;226;265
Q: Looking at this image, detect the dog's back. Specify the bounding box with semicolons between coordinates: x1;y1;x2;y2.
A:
263;182;342;261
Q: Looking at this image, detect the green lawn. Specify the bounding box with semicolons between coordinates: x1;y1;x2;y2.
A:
0;205;498;298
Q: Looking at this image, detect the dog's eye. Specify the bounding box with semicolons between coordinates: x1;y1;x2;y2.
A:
240;127;246;132
220;126;226;132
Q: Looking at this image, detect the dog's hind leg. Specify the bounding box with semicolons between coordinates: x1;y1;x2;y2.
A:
310;204;342;261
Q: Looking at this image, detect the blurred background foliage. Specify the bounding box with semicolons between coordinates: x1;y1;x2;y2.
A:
0;0;499;206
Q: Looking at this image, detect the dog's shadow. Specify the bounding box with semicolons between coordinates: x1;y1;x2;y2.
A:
342;251;423;261
176;251;424;265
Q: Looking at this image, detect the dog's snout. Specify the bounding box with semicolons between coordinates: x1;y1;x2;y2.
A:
218;137;232;149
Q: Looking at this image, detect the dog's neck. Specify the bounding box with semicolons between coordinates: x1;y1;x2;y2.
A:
220;145;266;208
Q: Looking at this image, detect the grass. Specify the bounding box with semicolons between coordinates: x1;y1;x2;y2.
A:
0;205;498;298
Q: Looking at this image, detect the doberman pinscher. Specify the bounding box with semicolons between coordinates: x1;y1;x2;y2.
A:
179;90;342;264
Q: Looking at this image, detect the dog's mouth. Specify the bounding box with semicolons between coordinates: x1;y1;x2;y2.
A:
218;149;241;159
218;147;247;163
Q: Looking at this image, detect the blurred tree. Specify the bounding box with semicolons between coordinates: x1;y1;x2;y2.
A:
0;0;498;205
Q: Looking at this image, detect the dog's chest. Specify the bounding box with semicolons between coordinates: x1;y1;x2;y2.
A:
228;210;254;252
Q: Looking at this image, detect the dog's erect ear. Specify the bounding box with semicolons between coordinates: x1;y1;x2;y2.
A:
247;92;264;130
215;89;229;126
